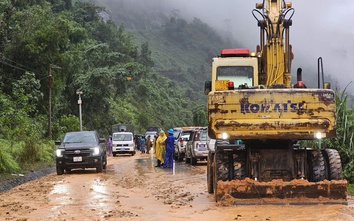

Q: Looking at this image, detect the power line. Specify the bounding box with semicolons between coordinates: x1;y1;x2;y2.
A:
0;59;29;73
0;57;46;81
2;56;35;73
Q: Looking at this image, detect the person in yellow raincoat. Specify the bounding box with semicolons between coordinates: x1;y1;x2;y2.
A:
155;130;167;167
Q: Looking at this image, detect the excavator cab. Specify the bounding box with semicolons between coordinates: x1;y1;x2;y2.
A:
204;48;259;94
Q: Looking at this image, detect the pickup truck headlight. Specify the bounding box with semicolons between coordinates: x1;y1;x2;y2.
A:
92;147;100;156
56;149;64;157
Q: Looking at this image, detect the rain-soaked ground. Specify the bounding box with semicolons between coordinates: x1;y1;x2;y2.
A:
0;152;354;221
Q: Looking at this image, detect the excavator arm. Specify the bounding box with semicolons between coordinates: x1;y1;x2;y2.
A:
253;0;294;88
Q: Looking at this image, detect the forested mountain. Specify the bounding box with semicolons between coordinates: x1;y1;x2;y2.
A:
0;0;225;142
90;0;235;98
0;0;215;172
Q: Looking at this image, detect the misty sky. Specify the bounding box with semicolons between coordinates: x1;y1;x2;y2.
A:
164;0;354;94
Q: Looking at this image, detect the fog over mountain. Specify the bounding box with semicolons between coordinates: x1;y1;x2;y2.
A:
166;0;354;94
95;0;354;94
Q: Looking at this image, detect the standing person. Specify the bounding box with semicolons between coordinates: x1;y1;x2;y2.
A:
140;136;146;153
107;135;112;156
153;133;158;154
135;135;141;151
155;130;167;167
146;135;151;154
163;129;174;168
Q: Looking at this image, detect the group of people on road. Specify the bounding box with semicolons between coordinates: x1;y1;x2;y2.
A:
135;135;152;154
138;135;152;154
106;129;175;169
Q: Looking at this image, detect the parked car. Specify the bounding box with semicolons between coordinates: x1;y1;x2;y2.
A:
207;139;216;152
185;127;210;165
173;127;182;138
174;129;195;162
55;131;107;175
112;131;135;156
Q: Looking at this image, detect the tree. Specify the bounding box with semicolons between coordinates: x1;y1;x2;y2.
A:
192;105;207;126
139;42;154;68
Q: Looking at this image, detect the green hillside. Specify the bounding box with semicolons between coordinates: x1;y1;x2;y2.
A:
91;0;231;105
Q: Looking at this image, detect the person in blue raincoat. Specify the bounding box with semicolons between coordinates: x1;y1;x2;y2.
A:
140;136;146;153
163;129;174;168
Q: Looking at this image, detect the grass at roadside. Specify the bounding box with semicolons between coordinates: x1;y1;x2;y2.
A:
348;183;354;195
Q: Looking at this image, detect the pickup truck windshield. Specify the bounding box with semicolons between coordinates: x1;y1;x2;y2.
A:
63;132;97;143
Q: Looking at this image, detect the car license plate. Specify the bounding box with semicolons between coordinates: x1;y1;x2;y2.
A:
120;148;125;151
73;156;82;162
199;144;206;150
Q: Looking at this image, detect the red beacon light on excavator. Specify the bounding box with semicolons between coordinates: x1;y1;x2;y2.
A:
220;48;250;57
228;81;234;90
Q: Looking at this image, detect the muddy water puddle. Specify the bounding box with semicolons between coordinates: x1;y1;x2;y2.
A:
106;155;205;177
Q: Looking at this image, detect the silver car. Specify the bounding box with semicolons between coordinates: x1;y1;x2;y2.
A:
185;127;209;165
174;129;194;162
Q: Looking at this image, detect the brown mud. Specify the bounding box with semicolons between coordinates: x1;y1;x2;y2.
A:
0;153;353;221
216;178;348;206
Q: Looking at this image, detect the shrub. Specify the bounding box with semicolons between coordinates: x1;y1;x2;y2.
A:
18;139;55;164
0;144;20;173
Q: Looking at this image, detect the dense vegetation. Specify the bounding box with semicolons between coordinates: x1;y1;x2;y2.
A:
0;0;215;173
0;0;353;188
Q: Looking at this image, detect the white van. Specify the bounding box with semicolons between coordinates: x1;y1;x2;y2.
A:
112;132;135;156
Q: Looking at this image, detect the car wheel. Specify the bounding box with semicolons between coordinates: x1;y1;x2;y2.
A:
174;148;178;161
322;149;343;180
113;152;116;157
56;166;64;175
185;152;191;164
307;149;326;182
191;156;197;165
177;150;183;162
132;151;135;156
96;162;103;173
103;155;107;169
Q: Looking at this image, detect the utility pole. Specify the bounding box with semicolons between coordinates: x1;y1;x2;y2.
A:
48;64;61;138
48;65;52;138
77;91;83;131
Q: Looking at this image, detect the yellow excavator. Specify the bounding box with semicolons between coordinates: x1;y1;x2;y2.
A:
204;0;347;205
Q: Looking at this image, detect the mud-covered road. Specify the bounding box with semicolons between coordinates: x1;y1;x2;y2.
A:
1;153;354;221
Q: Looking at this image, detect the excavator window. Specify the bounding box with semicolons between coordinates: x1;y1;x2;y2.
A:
217;66;254;87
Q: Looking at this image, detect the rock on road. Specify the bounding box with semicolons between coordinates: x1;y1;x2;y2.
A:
1;153;354;221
